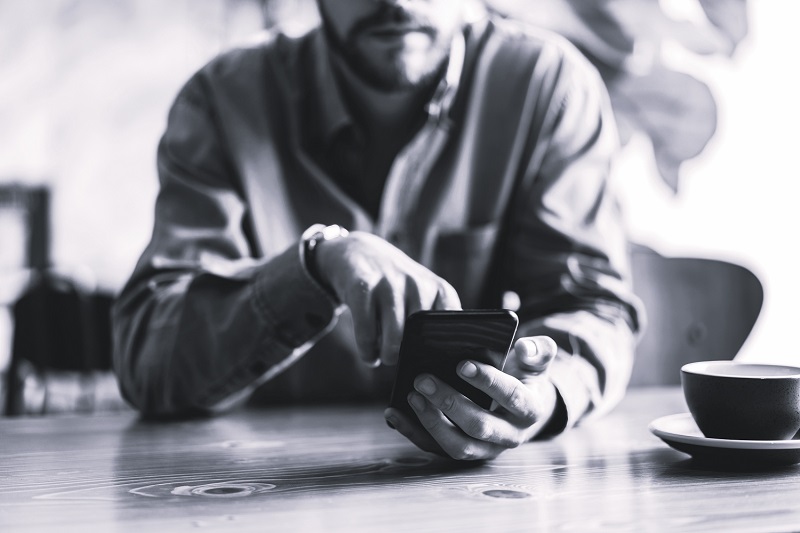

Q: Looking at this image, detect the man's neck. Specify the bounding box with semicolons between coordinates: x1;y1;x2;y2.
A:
330;51;444;136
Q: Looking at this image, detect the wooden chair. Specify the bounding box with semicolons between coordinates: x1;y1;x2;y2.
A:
1;184;124;416
627;244;764;387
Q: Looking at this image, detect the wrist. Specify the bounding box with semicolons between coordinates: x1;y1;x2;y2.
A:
302;224;349;299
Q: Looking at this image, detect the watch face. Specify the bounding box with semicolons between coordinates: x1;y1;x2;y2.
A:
303;225;348;299
321;224;349;240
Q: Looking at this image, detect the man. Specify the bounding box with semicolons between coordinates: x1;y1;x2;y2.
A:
113;0;641;461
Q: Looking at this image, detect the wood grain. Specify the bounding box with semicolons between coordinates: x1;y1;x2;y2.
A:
1;388;799;532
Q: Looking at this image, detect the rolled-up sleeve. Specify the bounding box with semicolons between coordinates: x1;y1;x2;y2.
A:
112;76;338;417
507;43;643;434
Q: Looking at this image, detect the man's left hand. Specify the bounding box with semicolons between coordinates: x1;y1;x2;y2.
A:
384;336;559;460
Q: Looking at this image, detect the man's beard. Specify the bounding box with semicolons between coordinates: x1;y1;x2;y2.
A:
319;3;451;92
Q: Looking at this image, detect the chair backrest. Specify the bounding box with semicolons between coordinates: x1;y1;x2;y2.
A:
628;244;764;387
0;184;50;270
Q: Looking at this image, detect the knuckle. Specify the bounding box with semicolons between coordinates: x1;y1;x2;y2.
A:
349;279;373;300
422;412;440;431
482;370;499;391
440;394;456;413
519;409;539;425
508;384;534;419
466;418;493;441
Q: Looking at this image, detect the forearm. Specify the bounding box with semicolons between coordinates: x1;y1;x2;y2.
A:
112;242;339;417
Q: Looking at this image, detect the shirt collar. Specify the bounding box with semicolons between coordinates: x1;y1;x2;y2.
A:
425;29;466;127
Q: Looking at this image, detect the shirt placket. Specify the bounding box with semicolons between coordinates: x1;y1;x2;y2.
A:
375;33;466;249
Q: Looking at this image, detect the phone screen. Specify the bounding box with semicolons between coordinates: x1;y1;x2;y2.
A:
388;310;519;421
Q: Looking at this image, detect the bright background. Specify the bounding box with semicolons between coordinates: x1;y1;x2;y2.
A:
613;2;799;366
0;0;797;371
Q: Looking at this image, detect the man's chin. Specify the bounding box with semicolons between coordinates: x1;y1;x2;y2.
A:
367;68;431;92
352;50;446;92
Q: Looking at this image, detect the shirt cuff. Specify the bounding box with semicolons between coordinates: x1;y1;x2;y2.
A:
518;310;634;436
544;352;596;434
251;238;341;348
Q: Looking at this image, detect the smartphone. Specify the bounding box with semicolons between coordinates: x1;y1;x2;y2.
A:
388;309;519;421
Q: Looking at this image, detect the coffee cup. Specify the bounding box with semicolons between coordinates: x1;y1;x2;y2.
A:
681;360;800;441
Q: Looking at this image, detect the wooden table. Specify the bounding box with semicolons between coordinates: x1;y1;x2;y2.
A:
2;387;799;532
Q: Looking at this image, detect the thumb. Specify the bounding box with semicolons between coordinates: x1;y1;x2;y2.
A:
514;336;557;374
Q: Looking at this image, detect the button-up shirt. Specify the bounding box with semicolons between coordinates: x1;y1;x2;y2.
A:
112;18;642;434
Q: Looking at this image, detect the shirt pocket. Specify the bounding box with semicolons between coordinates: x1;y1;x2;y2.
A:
430;223;500;308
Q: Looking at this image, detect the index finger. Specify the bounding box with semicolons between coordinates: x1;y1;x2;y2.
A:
432;279;461;311
374;277;404;366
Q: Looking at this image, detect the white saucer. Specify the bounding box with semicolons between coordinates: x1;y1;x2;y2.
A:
649;413;800;466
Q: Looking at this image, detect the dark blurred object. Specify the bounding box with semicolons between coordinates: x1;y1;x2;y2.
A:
1;184;51;415
627;243;763;387
487;0;749;193
13;273;113;372
3;271;122;415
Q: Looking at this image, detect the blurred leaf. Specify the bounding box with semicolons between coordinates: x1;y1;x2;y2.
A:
698;0;749;56
500;0;638;75
600;0;736;58
608;66;717;192
487;0;746;194
564;0;635;58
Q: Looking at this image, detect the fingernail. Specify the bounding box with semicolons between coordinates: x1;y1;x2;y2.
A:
517;337;555;373
415;377;436;395
385;416;397;429
516;338;538;360
459;361;478;377
408;392;425;410
517;340;547;372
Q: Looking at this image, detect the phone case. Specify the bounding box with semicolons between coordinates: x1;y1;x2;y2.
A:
388;310;519;421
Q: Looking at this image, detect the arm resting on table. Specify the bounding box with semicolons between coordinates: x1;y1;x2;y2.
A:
112;79;338;417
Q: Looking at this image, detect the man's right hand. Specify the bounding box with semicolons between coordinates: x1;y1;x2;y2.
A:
313;231;461;366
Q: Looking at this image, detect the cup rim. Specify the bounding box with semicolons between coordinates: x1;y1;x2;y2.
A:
682;360;800;379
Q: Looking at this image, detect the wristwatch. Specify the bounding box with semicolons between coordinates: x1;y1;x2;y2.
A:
302;224;349;298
